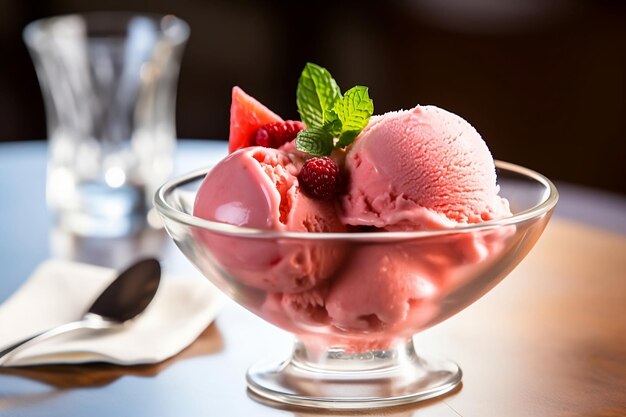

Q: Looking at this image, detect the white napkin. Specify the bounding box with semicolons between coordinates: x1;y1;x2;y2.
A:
0;259;223;367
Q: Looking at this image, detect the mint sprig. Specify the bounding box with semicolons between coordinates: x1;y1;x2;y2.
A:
296;63;373;156
296;63;341;128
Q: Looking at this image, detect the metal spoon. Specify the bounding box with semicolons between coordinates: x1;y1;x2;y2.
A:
0;258;161;366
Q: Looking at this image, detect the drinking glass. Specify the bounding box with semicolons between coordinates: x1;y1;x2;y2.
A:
24;13;189;237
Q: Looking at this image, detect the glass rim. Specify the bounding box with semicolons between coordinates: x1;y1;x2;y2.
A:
154;160;559;240
23;12;190;48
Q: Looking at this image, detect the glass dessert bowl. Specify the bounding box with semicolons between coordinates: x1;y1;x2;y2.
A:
154;160;558;410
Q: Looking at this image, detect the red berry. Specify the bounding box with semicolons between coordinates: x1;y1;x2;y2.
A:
298;157;340;200
254;121;305;149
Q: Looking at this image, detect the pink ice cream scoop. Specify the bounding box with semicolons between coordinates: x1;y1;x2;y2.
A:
192;104;513;342
193;147;346;293
325;245;440;333
194;147;342;232
341;105;510;230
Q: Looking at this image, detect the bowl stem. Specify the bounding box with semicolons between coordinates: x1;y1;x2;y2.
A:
246;337;462;410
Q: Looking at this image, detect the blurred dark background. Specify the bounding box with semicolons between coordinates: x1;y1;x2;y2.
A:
1;0;625;195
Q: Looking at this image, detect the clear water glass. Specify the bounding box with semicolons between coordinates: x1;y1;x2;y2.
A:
24;13;189;237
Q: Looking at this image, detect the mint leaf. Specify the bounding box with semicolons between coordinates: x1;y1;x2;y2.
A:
323;113;342;137
295;127;334;157
334;86;373;147
294;64;375;157
296;63;342;128
323;107;340;129
337;130;360;148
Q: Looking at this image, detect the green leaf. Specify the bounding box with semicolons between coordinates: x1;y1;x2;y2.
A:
296;63;342;128
337;130;360;148
334;86;373;147
293;64;375;157
323;116;342;137
295;127;334;157
323;107;339;126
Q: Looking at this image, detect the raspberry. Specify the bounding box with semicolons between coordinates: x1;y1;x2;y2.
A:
298;157;340;200
254;121;305;148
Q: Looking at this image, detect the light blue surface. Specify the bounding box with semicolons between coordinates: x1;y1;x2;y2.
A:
0;139;229;305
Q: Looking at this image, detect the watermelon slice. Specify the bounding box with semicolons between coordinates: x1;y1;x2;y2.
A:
229;86;283;153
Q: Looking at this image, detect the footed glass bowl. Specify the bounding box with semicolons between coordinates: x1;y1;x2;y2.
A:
154;160;558;410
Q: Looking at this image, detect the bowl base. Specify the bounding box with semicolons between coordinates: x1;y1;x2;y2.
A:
246;338;462;410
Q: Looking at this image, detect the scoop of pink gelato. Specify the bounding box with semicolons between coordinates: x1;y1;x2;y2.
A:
341;105;510;230
193;147;346;293
325;245;440;332
190;103;516;351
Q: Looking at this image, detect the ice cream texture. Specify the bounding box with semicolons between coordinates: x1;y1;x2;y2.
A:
193;146;345;293
194;146;343;233
192;79;512;347
342;105;510;230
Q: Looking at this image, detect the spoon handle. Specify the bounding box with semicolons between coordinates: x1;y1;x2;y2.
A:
0;315;113;366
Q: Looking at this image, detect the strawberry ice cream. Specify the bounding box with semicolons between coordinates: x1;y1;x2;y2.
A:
192;83;514;349
342;105;510;230
193;146;345;293
194;147;343;232
325;245;439;332
258;230;509;344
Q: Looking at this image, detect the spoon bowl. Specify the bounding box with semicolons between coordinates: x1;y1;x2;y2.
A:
89;258;161;323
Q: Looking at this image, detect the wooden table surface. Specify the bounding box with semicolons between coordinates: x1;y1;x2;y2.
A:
0;141;625;417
